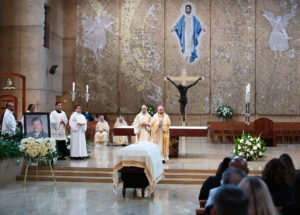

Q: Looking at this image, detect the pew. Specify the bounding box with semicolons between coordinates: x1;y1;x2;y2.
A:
208;122;254;144
208;121;300;145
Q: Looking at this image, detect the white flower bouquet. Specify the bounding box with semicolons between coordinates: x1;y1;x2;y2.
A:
217;105;233;119
232;133;267;161
19;137;58;163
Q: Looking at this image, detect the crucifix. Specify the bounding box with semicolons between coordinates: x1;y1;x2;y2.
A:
164;68;202;122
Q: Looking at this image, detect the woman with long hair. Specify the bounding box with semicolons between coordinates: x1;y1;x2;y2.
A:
239;176;278;215
279;153;298;185
262;158;294;206
198;157;231;200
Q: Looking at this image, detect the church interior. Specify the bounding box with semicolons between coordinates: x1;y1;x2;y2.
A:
0;0;300;215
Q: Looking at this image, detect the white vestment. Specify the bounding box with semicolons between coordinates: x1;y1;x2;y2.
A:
184;14;194;57
70;112;88;157
94;120;110;145
113;119;128;145
133;112;152;142
50;110;68;140
151;113;171;160
1;109;16;135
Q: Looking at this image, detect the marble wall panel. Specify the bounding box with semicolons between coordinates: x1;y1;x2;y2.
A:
256;0;300;115
76;0;120;113
165;0;210;115
119;0;164;113
211;0;256;115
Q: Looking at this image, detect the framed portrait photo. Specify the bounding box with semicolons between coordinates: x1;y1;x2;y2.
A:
24;112;50;138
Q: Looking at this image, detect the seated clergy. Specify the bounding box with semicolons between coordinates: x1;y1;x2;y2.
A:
94;115;110;146
113;116;128;145
133;105;152;142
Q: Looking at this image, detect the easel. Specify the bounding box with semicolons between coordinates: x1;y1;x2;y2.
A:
23;159;56;186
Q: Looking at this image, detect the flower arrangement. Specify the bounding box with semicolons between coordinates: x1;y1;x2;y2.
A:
232;133;267;161
0;132;23;161
19;137;58;163
217;105;233;119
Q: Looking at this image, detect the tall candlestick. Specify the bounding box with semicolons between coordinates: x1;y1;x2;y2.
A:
86;84;89;93
72;82;75;92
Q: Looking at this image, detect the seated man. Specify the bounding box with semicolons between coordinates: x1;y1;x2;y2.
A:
211;184;249;215
94;115;110;146
229;156;249;175
113;116;128;145
205;167;247;213
27;117;48;138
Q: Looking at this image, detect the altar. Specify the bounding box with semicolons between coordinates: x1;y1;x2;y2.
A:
113;126;209;157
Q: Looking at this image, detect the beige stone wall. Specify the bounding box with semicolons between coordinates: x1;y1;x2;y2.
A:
0;0;64;119
70;0;300;123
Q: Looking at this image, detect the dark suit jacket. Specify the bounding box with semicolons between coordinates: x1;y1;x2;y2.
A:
27;131;48;139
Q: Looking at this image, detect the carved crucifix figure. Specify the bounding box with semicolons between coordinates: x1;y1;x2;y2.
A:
167;76;202;121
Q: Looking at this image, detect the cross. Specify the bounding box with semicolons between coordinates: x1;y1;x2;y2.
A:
164;69;200;85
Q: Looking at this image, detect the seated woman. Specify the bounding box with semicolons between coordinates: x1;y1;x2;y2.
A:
198;157;231;200
279;153;300;186
262;158;295;207
239;176;277;215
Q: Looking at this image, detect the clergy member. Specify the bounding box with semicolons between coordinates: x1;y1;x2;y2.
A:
133;105;152;142
22;104;35;133
151;105;171;162
94;115;110;146
69;105;88;159
1;102;17;135
50;102;68;160
113;116;128;145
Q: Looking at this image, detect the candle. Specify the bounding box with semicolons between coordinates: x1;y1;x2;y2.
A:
72;82;75;92
86;84;89;93
246;83;250;94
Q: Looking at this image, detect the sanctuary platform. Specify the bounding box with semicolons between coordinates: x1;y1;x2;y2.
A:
15;137;300;184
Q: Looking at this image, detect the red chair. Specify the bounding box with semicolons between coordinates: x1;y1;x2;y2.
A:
253;118;277;146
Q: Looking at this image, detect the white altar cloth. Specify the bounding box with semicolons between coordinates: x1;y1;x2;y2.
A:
113;141;164;193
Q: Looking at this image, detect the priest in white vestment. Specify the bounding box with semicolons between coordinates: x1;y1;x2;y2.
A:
94;116;110;146
151;105;171;162
70;105;88;158
1;102;17;135
50;102;68;159
113;116;128;145
133;105;152;142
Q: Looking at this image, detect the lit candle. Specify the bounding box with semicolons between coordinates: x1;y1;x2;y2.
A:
72;82;75;92
246;83;250;94
86;84;89;93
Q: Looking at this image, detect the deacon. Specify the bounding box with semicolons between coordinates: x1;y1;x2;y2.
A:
69;105;88;159
1;102;17;135
133;105;152;142
50;102;68;160
151;105;171;162
94;115;110;146
113;116;128;145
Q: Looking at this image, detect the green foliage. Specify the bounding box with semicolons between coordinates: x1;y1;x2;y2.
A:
232;133;267;161
139;104;156;117
0;132;24;161
217;105;233;119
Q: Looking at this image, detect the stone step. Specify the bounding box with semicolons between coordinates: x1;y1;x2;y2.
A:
16;175;205;185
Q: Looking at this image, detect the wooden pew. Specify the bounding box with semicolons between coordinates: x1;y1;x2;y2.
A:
208;121;300;145
208;122;254;144
274;122;300;144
